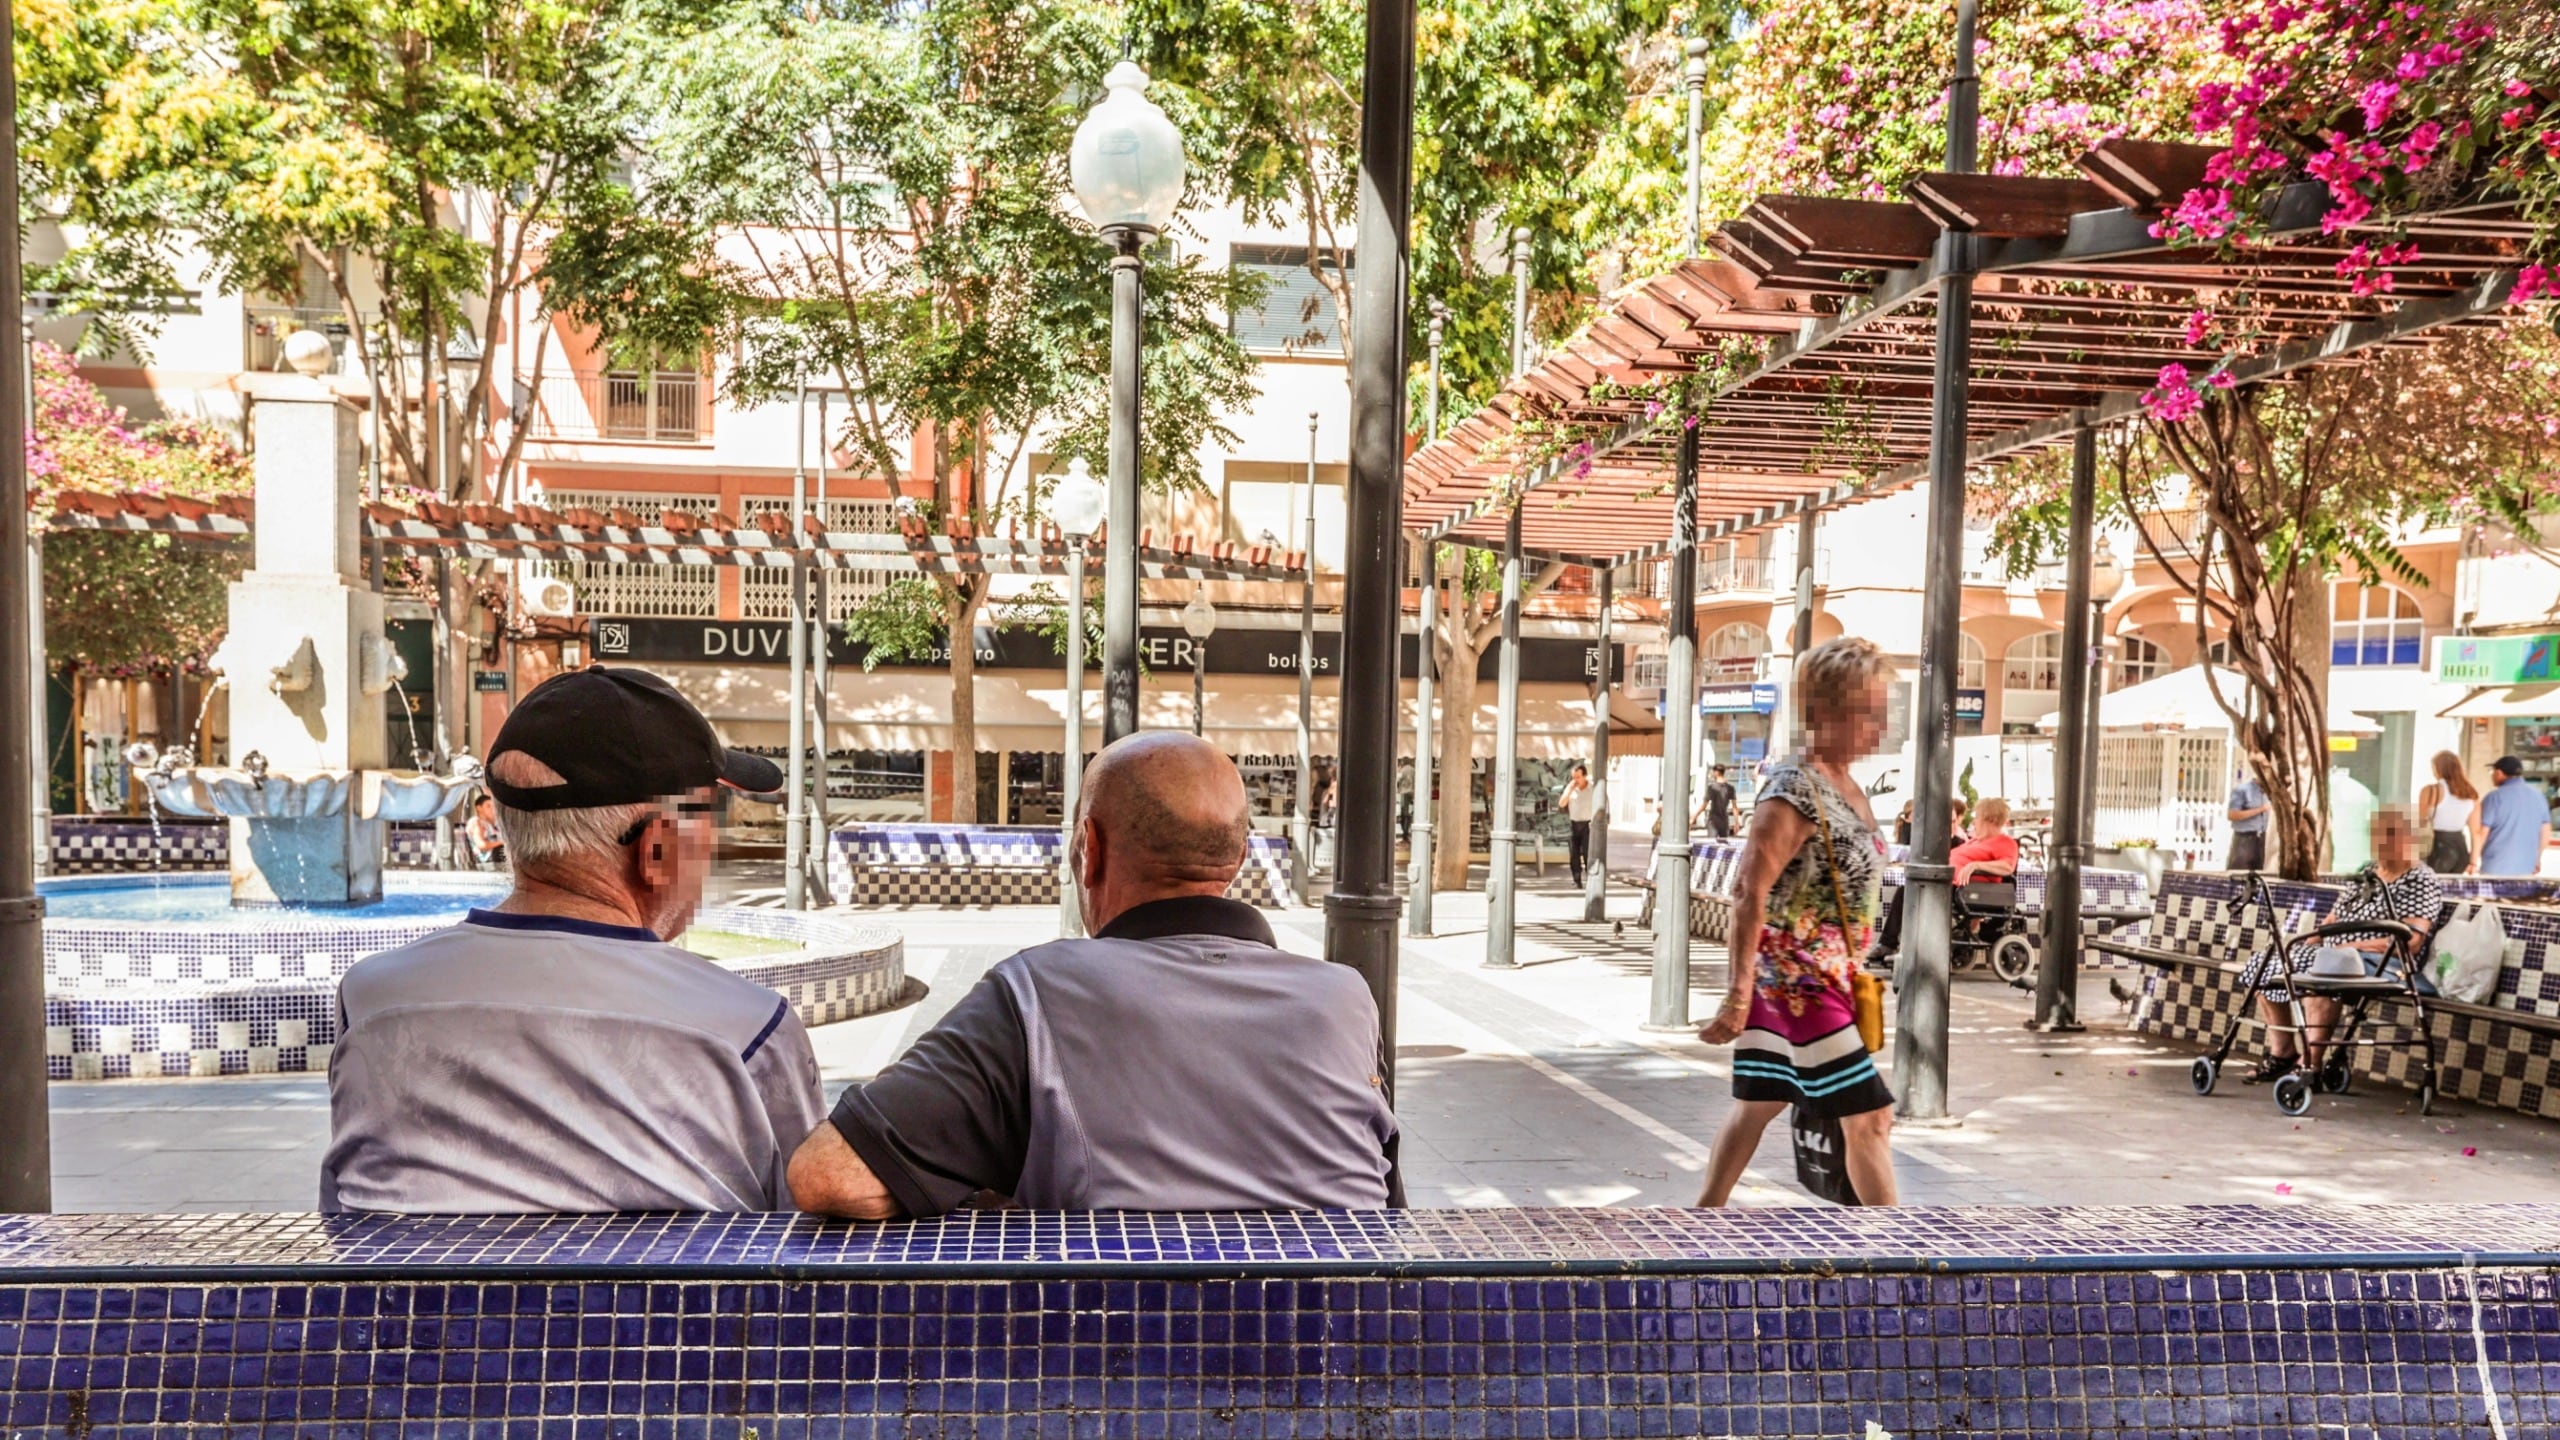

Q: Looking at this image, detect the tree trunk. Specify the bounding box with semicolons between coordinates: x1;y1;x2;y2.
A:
1433;617;1488;891
946;583;985;825
2271;563;2333;878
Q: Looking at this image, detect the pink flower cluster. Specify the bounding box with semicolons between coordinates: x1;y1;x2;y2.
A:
2335;239;2423;295
2145;363;2204;422
2516;264;2556;303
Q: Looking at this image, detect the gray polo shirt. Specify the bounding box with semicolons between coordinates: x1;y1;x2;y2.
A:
831;895;1399;1214
322;909;825;1213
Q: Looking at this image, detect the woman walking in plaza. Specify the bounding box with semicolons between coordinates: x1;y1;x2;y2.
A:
1695;635;1898;1206
2418;750;2480;875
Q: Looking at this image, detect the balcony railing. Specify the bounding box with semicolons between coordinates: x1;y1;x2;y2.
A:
244;304;372;374
522;368;711;443
2138;509;2211;555
1699;555;1778;593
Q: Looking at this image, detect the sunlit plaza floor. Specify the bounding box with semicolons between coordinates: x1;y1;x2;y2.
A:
46;854;2560;1213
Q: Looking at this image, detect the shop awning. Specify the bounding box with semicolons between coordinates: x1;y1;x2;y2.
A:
2439;683;2560;720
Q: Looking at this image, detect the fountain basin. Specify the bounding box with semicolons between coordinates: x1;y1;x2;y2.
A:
41;873;911;1079
141;767;352;820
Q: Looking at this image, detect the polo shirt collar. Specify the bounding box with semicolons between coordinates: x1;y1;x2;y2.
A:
465;908;661;944
1097;895;1275;947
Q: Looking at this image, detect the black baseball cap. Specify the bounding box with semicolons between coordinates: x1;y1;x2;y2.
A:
2491;755;2524;777
487;666;784;811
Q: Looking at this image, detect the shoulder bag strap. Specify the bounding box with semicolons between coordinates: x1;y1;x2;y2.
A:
1809;776;1858;943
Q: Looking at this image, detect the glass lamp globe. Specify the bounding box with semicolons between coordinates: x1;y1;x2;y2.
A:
1180;589;1220;641
1049;457;1108;539
2090;538;2125;597
1070;61;1188;234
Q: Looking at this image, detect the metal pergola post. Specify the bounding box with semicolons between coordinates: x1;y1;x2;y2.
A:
1102;229;1146;747
1583;566;1612;922
784;381;810;911
1059;535;1088;937
1324;0;1416;1110
809;392;832;901
1294;413;1318;905
2035;424;2098;1031
0;0;55;1211
1483;504;1525;969
1894;0;1981;1122
1645;417;1700;1030
1508;230;1533;374
1407;539;1437;936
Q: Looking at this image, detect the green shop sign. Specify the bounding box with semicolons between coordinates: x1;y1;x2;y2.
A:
2432;633;2560;684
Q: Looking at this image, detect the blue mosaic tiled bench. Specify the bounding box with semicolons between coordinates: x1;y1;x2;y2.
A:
0;1205;2552;1436
2125;870;2560;1119
831;826;1290;909
49;816;446;873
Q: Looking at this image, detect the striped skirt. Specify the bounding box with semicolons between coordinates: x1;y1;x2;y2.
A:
1731;969;1894;1118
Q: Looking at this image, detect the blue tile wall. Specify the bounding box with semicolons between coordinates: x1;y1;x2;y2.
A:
0;1207;2555;1437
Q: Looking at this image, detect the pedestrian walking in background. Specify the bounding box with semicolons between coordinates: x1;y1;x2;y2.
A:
1695;635;1898;1208
2417;750;2480;875
2226;767;2273;871
1560;763;1599;887
2479;756;2552;876
1703;765;1738;839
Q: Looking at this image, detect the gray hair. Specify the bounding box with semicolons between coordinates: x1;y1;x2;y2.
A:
488;752;654;868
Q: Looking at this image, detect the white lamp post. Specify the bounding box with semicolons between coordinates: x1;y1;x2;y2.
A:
1050;458;1107;936
1180;587;1219;738
1070;61;1186;746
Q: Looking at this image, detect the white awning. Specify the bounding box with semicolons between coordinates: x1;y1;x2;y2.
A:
2438;683;2560;720
2043;664;2382;735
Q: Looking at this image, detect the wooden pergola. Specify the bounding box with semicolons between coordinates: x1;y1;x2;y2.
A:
1405;138;2529;568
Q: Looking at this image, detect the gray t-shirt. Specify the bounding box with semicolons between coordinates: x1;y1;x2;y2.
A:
830;896;1399;1214
322;909;825;1213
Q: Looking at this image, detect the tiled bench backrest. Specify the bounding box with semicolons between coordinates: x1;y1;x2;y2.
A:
830;826;1290;908
50;818;444;873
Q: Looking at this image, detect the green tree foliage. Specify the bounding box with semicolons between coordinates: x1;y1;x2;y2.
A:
19;0;629;499
28;343;253;675
556;0;1260;819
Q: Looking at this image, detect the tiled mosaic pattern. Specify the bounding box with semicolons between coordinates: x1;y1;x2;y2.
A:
2124;870;2560;1119
831;827;1289;909
1673;838;2149;961
42;898;905;1081
0;1208;2555;1437
47;817;447;874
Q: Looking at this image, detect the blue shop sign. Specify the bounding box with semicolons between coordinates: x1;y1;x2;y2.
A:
1957;688;1985;722
1750;681;1779;715
1699;684;1759;714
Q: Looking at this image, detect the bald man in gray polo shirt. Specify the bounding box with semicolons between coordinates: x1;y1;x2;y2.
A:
789;732;1400;1217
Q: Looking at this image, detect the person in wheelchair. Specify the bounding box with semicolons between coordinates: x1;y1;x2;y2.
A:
2236;805;2441;1086
1867;798;2020;968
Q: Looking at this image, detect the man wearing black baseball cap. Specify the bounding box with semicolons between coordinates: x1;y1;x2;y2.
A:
321;666;821;1213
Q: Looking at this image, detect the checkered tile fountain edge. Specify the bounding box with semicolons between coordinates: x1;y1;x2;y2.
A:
48;817;446;873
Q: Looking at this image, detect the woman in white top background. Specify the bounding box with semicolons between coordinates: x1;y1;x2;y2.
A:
2418;749;2481;875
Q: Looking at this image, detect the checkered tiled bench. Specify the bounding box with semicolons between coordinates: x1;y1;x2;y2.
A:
830;826;1290;909
1665;835;2149;956
2122;869;2560;1120
50;816;450;873
42;879;905;1080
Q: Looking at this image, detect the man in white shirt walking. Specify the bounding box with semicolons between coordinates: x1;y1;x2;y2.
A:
1560;762;1601;888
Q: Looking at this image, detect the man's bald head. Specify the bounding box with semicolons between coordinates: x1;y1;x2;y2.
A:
1078;732;1252;896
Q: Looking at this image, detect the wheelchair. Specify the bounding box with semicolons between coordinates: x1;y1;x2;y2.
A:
1950;879;2039;984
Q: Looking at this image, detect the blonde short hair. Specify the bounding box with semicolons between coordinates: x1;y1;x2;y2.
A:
1795;635;1895;721
1975;797;2011;827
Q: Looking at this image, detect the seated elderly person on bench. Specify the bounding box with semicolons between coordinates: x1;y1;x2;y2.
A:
2236;804;2442;1087
789;732;1400;1218
323;667;823;1212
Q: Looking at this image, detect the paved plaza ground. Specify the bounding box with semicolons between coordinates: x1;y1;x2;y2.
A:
47;849;2560;1213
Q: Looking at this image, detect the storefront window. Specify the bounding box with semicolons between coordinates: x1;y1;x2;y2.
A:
2001;631;2065;732
2507;717;2560;798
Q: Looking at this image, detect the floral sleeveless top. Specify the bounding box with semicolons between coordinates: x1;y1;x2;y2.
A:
1752;760;1886;1009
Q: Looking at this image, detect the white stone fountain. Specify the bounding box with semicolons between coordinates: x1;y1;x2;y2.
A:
132;334;475;906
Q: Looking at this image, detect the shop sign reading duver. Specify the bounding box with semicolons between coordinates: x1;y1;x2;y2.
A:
588;617;1618;683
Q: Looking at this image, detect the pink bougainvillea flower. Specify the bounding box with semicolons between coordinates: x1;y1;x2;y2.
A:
2514;265;2555;303
2503;107;2532;131
2145;364;2203;422
2207;370;2236;389
2507;79;2534;98
2359;79;2400;132
2183;309;2213;346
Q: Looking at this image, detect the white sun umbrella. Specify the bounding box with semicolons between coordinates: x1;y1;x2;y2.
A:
2043;664;2383;735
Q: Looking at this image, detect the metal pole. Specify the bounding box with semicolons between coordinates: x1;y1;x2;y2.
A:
810;392;832;900
1060;534;1087;936
1484;506;1525;968
784;381;809;911
1192;643;1205;736
1894;0;1980;1120
1294;414;1318;904
1425;299;1446;441
1683;38;1709;258
1508;229;1533;376
1102;229;1146;746
21;319;42;879
0;0;53;1211
1583;566;1612;922
1646;418;1700;1029
2035;425;2096;1031
1324;0;1415;1110
1407;540;1437;935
